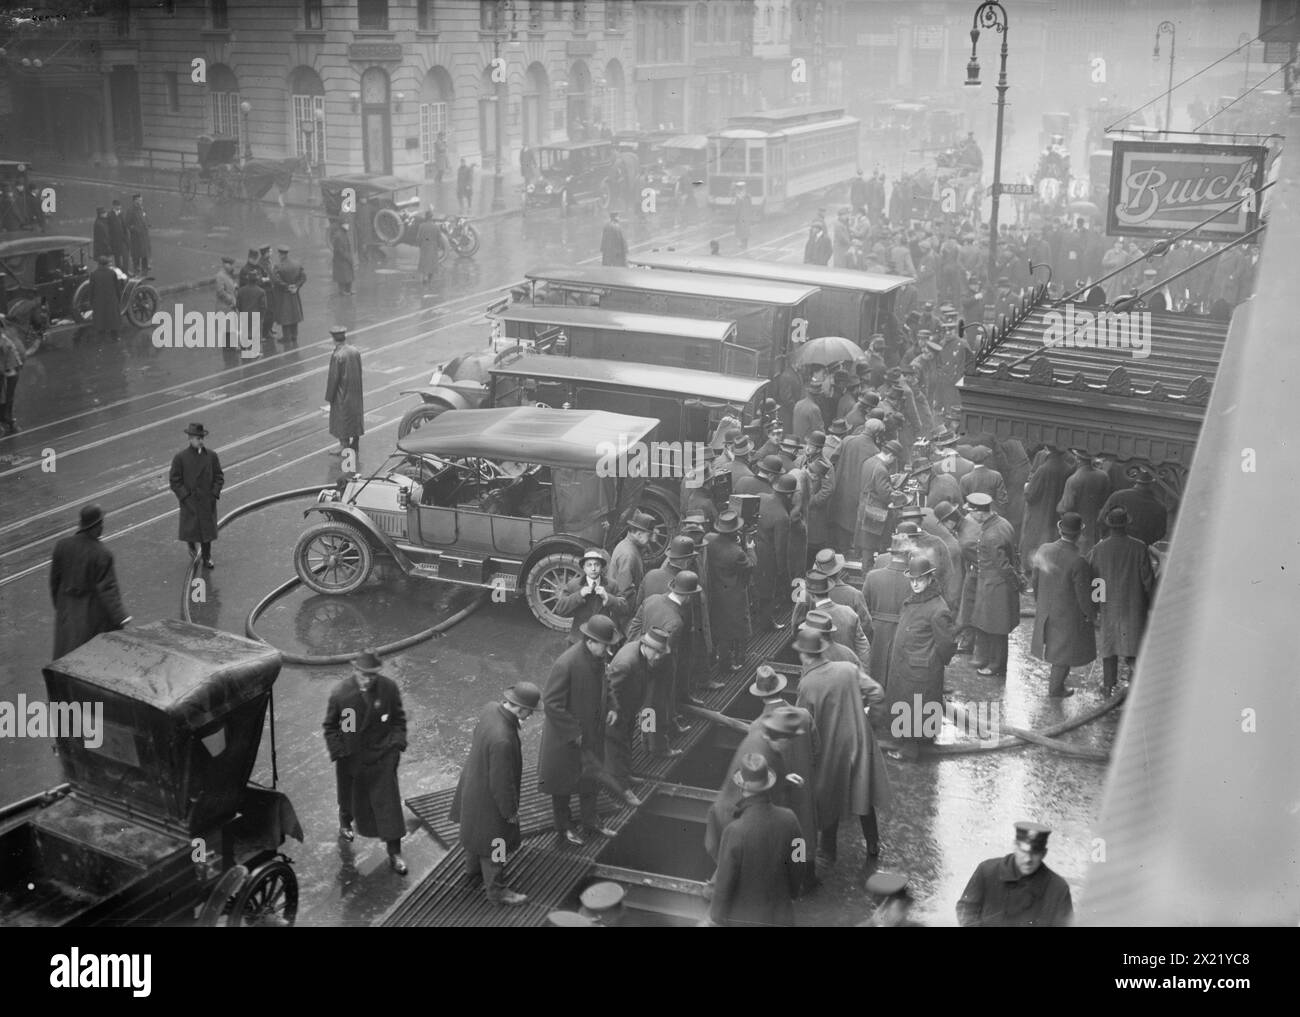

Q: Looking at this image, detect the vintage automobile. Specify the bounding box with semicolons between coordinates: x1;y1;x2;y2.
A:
320;173;424;261
641;134;709;202
522;140;618;216
0;620;302;926
293;406;659;630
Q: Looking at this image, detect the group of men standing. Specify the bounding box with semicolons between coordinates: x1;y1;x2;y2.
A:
91;194;151;275
213;243;307;355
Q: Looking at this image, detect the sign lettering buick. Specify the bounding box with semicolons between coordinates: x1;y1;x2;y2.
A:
1106;141;1266;241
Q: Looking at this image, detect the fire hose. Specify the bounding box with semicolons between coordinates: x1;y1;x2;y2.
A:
178;486;488;667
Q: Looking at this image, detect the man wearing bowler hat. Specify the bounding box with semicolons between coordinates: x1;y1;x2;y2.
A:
794;570;870;668
626;571;702;757
704;754;803;927
169;423;224;569
1057;447;1112;554
450;682;540;905
604;627;673;806
539;614;621;846
887;555;957;761
1096;464;1168;546
270;245;305;345
957;821;1074;926
323;648;410;874
706;509;755;672
1030;512;1096;698
256;244;276;340
636;536;703;725
608;511;654;614
49;504;131;659
325;326;365;457
1087;506;1155;695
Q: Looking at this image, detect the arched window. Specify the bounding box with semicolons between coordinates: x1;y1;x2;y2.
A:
208;63;241;149
289;66;326;168
420;66;454;167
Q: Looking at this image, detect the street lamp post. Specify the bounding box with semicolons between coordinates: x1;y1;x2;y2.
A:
491;0;515;212
1154;21;1175;132
239;100;252;160
965;1;1009;298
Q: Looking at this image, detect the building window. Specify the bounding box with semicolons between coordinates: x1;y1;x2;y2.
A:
606;0;623;31
165;71;180;113
713;5;725;45
573;1;585;29
528;0;543;30
304;0;323;29
695;3;709;43
416;0;435;29
210;0;228;30
294;94;327;167
481;1;501;31
358;0;388;31
420;101;448;163
212;91;241;147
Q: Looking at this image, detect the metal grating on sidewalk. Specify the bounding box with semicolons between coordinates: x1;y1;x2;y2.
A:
384;620;792;927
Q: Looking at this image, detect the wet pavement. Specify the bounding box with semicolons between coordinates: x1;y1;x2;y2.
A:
0;185;1119;926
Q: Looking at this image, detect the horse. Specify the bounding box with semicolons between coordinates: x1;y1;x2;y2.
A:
240;155;308;207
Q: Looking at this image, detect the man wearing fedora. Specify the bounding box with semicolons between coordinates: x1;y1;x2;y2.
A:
555;547;630;643
1087;506;1155;695
1020;445;1071;572
325;326;365;457
735;453;780;497
957;821;1074;927
608;511;654;614
855;440;903;564
895;513;960;608
793;626;889;864
450;682;540;905
627;571;702;757
811;547;871;631
538;614;621;846
1096;464;1168;546
888;555;958;761
604;627;673;806
169;423;224;569
861;534;913;690
704;754;803;927
830;419;881;555
270;246;305;346
49;504;131;658
960;445;1008;510
959;492;1020;678
1057;448;1112;554
714;433;755;489
792;380;826;443
755;470;795;631
747;679;819;889
1030;512;1096;698
323;648;410;874
793;571;870;668
706;509;755;673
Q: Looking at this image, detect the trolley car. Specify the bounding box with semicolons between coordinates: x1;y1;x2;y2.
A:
707;105;861;214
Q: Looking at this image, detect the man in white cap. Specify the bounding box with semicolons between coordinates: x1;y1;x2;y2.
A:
323;648;410;873
450;682;541;904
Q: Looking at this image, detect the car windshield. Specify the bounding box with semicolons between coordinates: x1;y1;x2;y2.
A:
539;149;575;174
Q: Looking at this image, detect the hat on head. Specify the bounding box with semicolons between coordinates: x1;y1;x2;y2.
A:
1058;511;1084;537
1127;464;1155;484
885;367;902;382
582;547;610;566
666;535;696;563
773;472;799;494
714;510;743;534
330;327;348;340
857;390;881;407
967;445;991;464
933;500;960;522
864;418;886;436
926;340;944;353
731;435;754;457
277;245;290;253
955;444;975;458
805;571;833;596
259;244;271;253
579;614;620;645
800;609;835;635
246;247;260;260
806;430;827;448
790;628;830;655
353;648;387;674
1105;506;1131;528
828;419;849;437
670;570;701;596
112;198;122;206
895;521;920;536
882;440;904;458
733;753;777;793
906;555;936;579
965;492;993;510
779;435;802;456
761;705;805;739
640;626;672;655
933;431;959;447
184;422;209;437
812;548;845;577
865;872;912;900
579;881;625;915
76;504;105;533
221;255;235;265
626;510;656;533
505;682;542;710
1068;446;1093;462
890;531;912;553
750;664;788;698
1014;821;1052;853
756;454;786;478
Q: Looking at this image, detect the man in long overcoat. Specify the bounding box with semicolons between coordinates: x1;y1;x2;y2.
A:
959;493;1019;677
92;207;112;260
270;246;305;345
706;510;754;671
1030;512;1096;698
256;245;277;341
1020;446;1071;571
124;193;151;273
830;424;879;553
607;511;652;616
1087;507;1155;694
169;422;223;568
1096;465;1168;546
855;441;902;563
957;822;1074;927
537;614;620;846
960;446;1008;509
415;210;441;286
1057;448;1112;554
107;199;129;270
733;182;753;250
86;254;121;342
706;754;803;927
600;211;628;266
450;682;540;905
887;555;957;760
604;628;671;805
323;649;410;873
626;572;701;757
746;688;819;890
794;628;889;863
325;326;365;454
862;536;912;688
49;504;130;659
330;221;355;295
895;516;960;609
755;479;793;630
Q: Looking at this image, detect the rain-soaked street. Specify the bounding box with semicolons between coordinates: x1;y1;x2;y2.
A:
0;173;1117;927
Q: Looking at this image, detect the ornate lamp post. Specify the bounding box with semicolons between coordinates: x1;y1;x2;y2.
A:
1154;21;1175;132
491;0;517;212
965;1;1008;298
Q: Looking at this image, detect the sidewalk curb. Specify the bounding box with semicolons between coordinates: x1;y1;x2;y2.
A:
158;279;214;297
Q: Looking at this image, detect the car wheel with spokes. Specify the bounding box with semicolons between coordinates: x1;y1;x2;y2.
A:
636;488;680;569
525;551;582;631
294;521;375;595
229;859;298;927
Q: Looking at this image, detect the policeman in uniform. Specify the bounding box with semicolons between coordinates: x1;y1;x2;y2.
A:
859;871;925;927
957;821;1074;927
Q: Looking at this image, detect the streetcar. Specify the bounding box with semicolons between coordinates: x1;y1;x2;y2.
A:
707;104;861;214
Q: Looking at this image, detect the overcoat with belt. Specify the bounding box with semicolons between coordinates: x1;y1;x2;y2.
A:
323;673;408;841
169;445;224;543
449;701;523;856
536;640;608;797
